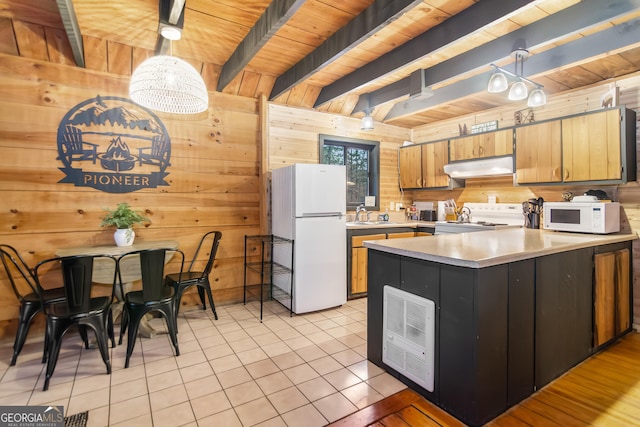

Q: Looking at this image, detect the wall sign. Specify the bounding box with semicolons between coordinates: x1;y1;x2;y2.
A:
470;120;498;134
57;96;171;193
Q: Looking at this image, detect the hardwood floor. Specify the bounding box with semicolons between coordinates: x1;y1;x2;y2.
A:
331;331;640;426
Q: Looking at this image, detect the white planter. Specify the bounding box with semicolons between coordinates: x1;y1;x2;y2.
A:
114;228;135;246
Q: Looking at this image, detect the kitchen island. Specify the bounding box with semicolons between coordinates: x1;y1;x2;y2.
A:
364;228;636;426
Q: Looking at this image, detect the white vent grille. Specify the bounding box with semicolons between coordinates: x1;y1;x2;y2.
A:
383;285;435;392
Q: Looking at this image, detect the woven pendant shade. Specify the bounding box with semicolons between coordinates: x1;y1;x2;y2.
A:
129;55;208;114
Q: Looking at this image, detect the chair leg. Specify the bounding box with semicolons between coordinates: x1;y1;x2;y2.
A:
124;309;145;369
107;309;115;348
42;323;51;364
197;286;206;309
84;318;111;375
43;318;69;391
158;305;180;357
202;282;218;321
12;304;41;366
119;307;130;345
78;325;90;349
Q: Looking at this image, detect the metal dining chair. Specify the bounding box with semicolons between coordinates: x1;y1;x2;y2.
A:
165;231;222;320
34;254;118;391
117;247;185;368
0;244;66;366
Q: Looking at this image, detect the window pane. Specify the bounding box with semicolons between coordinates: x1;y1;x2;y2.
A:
319;134;380;211
346;147;369;206
323;145;344;165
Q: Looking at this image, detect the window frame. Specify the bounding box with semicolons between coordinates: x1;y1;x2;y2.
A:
318;134;380;212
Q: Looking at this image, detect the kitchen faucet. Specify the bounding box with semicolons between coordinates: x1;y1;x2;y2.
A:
355;204;367;223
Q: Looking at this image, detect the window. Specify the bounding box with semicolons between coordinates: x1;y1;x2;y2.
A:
319;134;380;211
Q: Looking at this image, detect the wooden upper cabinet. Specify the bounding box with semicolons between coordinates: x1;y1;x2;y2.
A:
399;144;422;189
399;141;449;189
562;109;621;182
422;140;449;188
449;129;513;161
515;120;562;184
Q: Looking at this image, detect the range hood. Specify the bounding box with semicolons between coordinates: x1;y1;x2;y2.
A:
443;156;514;178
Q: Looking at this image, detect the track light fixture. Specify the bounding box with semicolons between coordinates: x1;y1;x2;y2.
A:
487;48;546;107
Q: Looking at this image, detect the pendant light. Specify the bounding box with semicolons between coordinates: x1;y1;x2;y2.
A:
129;24;208;114
487;46;546;107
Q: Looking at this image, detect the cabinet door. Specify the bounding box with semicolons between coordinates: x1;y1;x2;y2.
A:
387;231;416;239
351;234;386;296
399;145;423;188
450;129;513;161
422;140;449;188
515;121;562;183
449;135;475;161
594;252;616;346
562;109;621;181
351;247;368;294
615;248;630;334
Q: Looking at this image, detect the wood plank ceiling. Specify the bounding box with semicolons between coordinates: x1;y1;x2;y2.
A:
1;0;640;129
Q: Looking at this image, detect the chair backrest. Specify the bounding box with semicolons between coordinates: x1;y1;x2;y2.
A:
0;244;38;302
34;255;117;314
188;231;222;278
118;248;184;302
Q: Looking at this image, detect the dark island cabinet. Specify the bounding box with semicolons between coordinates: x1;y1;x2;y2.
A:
367;250;400;368
507;260;535;406
367;250;536;426
535;248;594;389
367;237;633;426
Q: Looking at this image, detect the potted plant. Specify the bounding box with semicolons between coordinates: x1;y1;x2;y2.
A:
100;202;150;246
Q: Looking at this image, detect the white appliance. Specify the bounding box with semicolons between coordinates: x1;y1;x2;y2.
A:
271;164;347;314
543;201;620;234
434;202;523;234
383;285;435;392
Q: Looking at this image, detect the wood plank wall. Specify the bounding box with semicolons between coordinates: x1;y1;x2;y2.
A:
411;72;640;326
266;103;412;220
0;53;261;338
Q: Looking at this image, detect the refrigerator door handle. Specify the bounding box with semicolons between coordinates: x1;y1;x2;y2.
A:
299;212;344;218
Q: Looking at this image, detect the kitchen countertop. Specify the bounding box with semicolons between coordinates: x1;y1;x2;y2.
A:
346;221;436;229
363;228;637;268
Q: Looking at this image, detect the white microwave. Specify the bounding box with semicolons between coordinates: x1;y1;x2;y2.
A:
543;201;620;234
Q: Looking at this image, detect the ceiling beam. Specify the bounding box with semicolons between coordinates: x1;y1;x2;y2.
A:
384;18;640;121
56;0;84;67
156;0;186;55
217;0;307;92
314;0;534;108
354;0;640;114
269;0;425;101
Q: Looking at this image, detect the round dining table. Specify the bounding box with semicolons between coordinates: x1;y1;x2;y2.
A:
56;239;179;338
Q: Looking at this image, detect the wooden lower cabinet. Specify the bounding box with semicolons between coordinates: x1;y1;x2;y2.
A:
387;231;416;239
351;233;385;296
594;245;631;347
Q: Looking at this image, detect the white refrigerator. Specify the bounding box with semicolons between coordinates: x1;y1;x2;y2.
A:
271;163;347;314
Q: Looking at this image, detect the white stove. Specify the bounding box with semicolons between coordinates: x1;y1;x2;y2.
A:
434;202;523;234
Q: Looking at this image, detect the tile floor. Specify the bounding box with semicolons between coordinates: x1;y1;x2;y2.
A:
0;297;407;426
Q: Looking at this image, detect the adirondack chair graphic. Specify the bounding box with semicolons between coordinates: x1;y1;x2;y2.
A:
138;135;170;167
58;125;99;164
